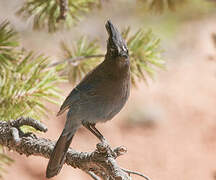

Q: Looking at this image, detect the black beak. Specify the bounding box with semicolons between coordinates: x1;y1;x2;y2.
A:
105;20;120;41
105;20;124;47
105;20;128;58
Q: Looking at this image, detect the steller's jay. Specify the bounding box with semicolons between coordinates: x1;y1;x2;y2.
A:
46;20;130;178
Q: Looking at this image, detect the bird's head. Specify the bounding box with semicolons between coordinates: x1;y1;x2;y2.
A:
105;20;129;61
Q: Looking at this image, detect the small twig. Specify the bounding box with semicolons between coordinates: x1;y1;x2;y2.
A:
49;54;104;67
57;0;68;22
85;170;101;180
113;146;127;157
9;117;47;132
121;168;151;180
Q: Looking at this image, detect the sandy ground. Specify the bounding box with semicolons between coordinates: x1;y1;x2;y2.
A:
2;1;216;180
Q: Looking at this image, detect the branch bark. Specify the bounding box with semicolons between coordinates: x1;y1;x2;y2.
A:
0;117;149;180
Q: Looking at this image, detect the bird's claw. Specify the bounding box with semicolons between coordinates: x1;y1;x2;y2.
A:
96;141;117;158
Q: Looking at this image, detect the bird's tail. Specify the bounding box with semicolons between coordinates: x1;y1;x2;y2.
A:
46;131;75;178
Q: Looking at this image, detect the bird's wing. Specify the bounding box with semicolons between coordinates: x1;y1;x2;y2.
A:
57;64;104;116
57;88;80;116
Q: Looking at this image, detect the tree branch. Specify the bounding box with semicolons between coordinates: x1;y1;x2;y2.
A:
49;54;104;67
0;117;150;180
57;0;68;22
121;168;151;180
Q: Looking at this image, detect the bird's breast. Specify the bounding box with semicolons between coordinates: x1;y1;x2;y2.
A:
96;73;130;122
75;61;130;123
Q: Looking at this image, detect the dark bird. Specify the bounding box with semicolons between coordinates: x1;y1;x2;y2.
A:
46;20;130;178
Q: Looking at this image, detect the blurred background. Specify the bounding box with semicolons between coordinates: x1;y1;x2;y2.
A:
1;0;216;179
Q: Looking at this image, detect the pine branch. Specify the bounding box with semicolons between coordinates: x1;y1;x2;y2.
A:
0;21;63;122
16;0;99;33
60;37;103;84
122;27;165;86
0;51;63;121
57;0;68;22
0;21;64;176
0;117;150;180
0;21;19;77
49;54;104;67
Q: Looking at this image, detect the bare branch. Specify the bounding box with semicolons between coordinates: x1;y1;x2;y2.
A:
85;170;101;180
0;117;149;180
121;168;151;180
9;117;47;132
49;54;104;67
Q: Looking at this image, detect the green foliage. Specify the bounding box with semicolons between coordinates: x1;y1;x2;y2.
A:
0;22;63;121
60;36;102;84
122;27;165;85
17;0;99;33
0;52;63;121
0;21;19;80
0;20;64;178
0;21;19;48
